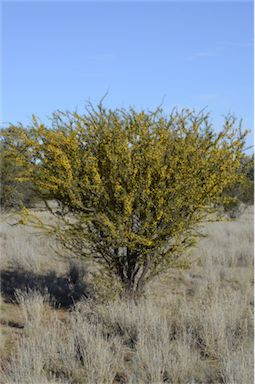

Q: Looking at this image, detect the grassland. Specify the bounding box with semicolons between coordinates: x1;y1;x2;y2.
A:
0;207;253;384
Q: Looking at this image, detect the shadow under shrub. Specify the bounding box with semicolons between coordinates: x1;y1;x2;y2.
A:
0;262;93;308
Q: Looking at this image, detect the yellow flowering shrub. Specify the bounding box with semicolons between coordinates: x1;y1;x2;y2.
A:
2;105;248;298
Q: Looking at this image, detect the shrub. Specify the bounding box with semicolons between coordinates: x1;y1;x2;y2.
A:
2;105;247;298
0;126;39;210
223;154;254;217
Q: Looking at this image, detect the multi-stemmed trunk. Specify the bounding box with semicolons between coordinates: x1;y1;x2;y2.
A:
114;247;151;300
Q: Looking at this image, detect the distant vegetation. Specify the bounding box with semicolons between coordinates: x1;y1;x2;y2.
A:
0;124;45;209
222;153;254;215
0;105;252;298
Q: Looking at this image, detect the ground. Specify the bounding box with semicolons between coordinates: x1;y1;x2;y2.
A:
0;207;253;384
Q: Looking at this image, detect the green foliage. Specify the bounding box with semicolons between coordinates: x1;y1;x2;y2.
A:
2;105;248;298
0;126;39;209
223;154;254;216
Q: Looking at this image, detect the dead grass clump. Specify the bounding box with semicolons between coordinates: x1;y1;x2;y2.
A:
74;299;207;383
70;311;124;384
14;290;50;329
220;346;254;384
134;324;203;384
1;291;124;384
75;299;170;350
1;292;62;384
177;284;252;359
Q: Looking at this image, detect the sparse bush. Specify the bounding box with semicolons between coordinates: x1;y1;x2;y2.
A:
0;127;39;210
223;154;254;217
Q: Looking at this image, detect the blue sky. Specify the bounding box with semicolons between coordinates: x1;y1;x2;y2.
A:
2;1;254;151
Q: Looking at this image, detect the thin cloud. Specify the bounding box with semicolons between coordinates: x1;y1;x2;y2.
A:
79;72;105;79
187;40;253;61
87;53;116;64
194;93;219;102
217;41;253;48
187;51;217;61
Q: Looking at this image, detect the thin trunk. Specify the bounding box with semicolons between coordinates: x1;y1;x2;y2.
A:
114;247;150;301
136;257;151;295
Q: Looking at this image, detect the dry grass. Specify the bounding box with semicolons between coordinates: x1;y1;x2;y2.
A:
0;207;253;383
0;211;66;273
